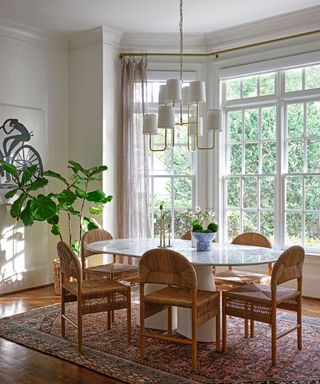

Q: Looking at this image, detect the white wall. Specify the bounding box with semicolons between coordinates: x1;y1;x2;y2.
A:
0;23;68;294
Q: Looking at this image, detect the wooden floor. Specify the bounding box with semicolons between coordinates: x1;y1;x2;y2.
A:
0;286;319;384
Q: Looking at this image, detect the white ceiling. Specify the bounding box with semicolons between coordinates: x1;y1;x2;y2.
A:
0;0;320;36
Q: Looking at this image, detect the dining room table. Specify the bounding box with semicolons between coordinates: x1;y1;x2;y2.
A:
86;238;283;342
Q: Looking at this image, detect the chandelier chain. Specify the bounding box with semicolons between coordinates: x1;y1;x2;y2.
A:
179;0;183;83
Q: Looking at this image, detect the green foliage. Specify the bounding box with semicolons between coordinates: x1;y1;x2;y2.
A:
2;160;111;254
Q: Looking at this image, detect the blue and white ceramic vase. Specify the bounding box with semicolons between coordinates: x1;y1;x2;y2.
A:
192;232;216;251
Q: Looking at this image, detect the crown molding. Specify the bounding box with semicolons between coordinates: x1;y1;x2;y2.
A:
205;5;320;52
120;32;206;53
0;17;68;51
120;6;320;55
68;26;122;51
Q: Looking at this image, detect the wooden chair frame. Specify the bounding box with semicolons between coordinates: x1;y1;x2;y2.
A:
222;245;305;365
57;241;131;352
139;248;220;369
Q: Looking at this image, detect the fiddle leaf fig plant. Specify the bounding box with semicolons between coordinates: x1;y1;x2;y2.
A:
0;160;112;254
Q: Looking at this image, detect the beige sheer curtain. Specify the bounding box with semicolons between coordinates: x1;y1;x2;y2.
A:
118;57;151;239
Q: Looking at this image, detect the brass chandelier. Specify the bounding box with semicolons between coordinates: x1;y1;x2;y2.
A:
143;0;222;152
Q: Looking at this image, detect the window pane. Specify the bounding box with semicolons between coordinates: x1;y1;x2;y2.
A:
227;177;241;208
245;143;259;174
226;79;241;100
243;177;257;208
260;177;275;209
228;110;242;141
287;140;304;173
286;176;302;209
260;211;275;240
259;73;275;96
305;213;320;248
172;146;191;175
174;209;191;239
173;177;192;209
243;211;258;232
261;106;276;140
285;212;302;244
285;68;303;92
305;65;320;90
243;76;257;98
229;144;242;174
287;103;304;138
151;150;172;175
244;109;259;140
262;142;276;174
227;210;240;241
307;140;320;173
306;101;320;136
305;176;320;211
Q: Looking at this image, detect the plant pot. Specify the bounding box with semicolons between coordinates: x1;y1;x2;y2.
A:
192;232;216;251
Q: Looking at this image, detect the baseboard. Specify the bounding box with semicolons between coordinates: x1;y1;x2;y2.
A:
0;283;54;297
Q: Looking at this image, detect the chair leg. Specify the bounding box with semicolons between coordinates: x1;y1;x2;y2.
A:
250;319;255;338
77;298;83;353
140;285;145;358
244;319;249;338
168;306;172;336
192;305;197;369
127;290;131;343
216;304;220;352
61;288;66;338
222;295;227;352
271;309;276;365
297;294;302;350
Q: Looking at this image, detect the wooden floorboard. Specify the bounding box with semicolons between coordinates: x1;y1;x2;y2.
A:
0;285;319;383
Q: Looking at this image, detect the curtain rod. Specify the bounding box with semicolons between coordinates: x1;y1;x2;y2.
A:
119;29;320;59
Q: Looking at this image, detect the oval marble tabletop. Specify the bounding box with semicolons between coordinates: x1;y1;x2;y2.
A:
86;238;282;267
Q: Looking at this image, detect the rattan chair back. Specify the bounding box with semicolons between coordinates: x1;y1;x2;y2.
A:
81;229;113;265
271;245;305;289
232;232;272;248
57;241;82;282
139;248;197;289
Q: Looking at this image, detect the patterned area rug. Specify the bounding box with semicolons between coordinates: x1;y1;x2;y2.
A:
0;292;319;384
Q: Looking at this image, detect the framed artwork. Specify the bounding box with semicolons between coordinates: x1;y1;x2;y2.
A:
0;104;44;189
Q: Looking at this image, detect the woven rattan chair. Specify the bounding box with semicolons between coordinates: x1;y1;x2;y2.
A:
139;248;220;369
57;241;131;352
222;245;305;365
81;229;139;282
214;232;272;337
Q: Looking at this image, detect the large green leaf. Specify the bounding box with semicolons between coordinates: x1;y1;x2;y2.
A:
26;178;48;192
57;189;77;205
5;187;19;199
81;216;100;232
86;190;113;204
89;206;103;215
88;165;108;177
68;160;87;175
10;193;27;218
43;170;68;185
20;201;34;226
75;188;87;199
47;215;59;225
71;174;87;185
0;161;18;180
30;196;57;221
21;165;38;185
51;224;61;236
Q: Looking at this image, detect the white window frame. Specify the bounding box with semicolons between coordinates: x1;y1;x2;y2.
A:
220;60;320;253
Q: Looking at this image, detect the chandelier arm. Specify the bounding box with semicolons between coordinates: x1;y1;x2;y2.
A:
148;129;168;152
